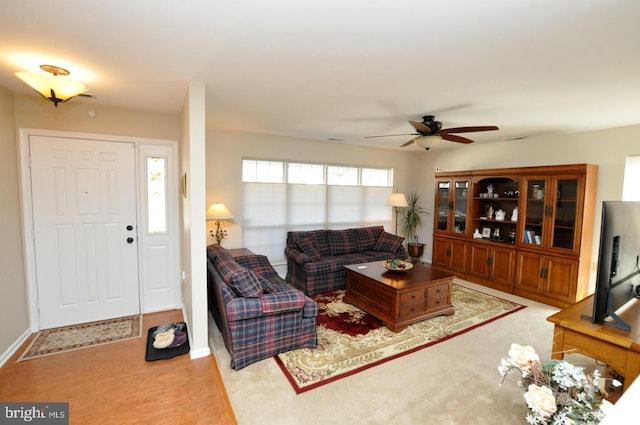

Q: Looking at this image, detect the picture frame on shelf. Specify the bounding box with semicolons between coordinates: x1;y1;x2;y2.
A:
482;227;492;238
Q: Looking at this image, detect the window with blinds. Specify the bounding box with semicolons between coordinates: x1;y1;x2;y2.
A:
242;159;394;263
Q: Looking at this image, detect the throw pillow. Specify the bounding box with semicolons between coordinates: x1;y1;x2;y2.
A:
228;269;263;298
235;255;279;279
215;257;263;298
297;237;321;261
373;231;404;253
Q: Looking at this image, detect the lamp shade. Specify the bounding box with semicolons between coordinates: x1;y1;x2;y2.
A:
206;203;234;220
414;135;442;150
15;71;88;105
385;193;408;207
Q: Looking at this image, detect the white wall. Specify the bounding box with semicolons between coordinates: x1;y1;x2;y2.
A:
13;95;180;141
0;86;29;361
180;81;210;358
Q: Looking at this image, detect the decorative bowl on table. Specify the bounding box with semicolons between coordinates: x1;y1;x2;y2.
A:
383;259;413;272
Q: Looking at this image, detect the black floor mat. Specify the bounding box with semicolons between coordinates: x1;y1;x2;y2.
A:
145;322;190;361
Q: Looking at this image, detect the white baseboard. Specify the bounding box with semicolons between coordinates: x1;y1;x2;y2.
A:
0;329;32;368
181;304;211;360
189;347;211;359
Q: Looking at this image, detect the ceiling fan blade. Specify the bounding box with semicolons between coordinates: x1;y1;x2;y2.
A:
441;125;499;134
364;133;418;139
441;133;474;144
408;120;432;134
401;138;417;147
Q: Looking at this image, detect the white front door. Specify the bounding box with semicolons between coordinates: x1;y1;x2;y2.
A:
30;135;140;329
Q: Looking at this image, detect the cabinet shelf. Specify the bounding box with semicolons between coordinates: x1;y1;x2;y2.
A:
473;197;519;202
475;218;516;224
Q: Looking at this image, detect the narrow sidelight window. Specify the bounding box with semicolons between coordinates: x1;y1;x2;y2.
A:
147;156;167;233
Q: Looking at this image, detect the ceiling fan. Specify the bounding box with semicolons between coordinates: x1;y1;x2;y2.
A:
365;115;499;150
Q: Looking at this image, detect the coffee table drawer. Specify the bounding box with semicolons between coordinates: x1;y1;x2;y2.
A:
427;295;449;310
427;283;449;299
400;301;426;319
400;288;426;304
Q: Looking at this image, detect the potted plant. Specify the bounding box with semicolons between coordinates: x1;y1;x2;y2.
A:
400;192;429;262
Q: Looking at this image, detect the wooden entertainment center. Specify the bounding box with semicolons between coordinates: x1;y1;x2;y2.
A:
431;164;598;308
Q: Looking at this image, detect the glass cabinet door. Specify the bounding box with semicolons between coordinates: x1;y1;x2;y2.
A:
549;178;579;251
436;180;450;232
523;178;546;246
453;180;469;234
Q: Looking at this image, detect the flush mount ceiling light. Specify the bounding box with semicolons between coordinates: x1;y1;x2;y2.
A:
15;64;88;107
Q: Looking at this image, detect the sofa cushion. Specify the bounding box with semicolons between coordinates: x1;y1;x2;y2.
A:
297;237;322;261
373;231;405;253
214;257;263;298
288;230;330;256
327;229;358;256
354;226;383;252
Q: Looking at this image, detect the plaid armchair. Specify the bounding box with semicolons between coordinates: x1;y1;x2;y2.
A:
207;245;317;370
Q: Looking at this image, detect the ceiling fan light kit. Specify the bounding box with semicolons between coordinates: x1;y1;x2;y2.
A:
414;135;442;151
366;115;499;150
15;64;88;107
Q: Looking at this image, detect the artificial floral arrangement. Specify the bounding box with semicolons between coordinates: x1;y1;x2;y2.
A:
498;343;615;424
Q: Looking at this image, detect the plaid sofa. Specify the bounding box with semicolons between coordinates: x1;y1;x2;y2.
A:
207;245;317;370
285;226;408;296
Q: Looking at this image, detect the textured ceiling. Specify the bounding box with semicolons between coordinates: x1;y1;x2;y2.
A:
2;0;639;151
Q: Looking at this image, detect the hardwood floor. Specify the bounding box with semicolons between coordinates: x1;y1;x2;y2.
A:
0;310;237;425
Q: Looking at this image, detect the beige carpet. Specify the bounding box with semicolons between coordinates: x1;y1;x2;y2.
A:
18;315;141;361
209;279;582;425
276;285;525;393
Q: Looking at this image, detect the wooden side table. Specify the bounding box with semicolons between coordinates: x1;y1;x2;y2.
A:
226;248;255;258
547;295;640;391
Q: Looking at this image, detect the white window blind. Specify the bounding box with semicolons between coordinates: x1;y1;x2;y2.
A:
242;159;393;263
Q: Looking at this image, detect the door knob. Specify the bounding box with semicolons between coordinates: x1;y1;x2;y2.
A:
126;225;134;231
126;237;134;244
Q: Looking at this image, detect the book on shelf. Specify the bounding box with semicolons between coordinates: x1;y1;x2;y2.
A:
525;230;536;244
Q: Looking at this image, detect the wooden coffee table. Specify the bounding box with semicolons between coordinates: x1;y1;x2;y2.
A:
343;261;455;332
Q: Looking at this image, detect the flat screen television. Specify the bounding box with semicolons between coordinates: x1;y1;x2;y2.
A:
582;201;640;331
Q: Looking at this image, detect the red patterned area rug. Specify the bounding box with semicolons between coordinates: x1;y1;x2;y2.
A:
275;285;525;393
18;315;142;362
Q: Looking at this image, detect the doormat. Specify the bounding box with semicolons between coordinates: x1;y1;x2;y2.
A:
18;315;142;362
275;285;525;393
